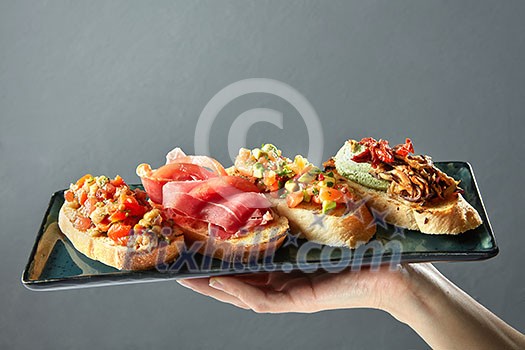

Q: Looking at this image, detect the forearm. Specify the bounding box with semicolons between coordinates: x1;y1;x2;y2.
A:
383;264;525;350
180;264;524;348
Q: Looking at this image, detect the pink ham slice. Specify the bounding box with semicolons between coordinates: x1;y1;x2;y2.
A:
162;178;272;234
139;149;272;239
165;147;228;176
136;163;216;203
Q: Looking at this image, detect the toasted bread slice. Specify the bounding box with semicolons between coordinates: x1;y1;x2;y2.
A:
335;177;482;234
268;198;376;248
174;213;289;262
227;165;377;247
58;205;184;270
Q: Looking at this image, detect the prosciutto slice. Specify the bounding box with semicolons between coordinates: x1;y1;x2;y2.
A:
163;177;272;234
165;147;228;176
136;163;216;203
137;149;273;239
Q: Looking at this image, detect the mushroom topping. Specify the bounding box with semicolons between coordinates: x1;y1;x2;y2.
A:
351;138;461;205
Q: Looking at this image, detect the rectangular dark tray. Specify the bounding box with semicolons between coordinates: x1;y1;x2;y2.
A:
22;162;498;291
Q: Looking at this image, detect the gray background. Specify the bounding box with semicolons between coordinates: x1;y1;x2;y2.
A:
1;1;524;349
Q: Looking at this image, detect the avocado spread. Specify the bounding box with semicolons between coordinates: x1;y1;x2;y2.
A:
334;141;390;191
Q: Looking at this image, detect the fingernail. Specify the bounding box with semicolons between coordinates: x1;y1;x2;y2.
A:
209;278;224;290
177;280;188;287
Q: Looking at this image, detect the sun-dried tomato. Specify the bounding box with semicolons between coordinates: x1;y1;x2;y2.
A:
393;138;414;158
352;137;396;167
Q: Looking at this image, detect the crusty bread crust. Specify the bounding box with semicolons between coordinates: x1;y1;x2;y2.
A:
58;205;184;270
268;198;376;248
337;177;482;234
175;214;289;262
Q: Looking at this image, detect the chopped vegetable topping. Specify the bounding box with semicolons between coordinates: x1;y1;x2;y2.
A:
234;145;357;213
65;174;174;246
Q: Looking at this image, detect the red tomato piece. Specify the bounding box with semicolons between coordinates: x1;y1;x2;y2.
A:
121;195;147;217
73;215;92;231
79;191;88;205
286;190;304;208
104;183;116;197
75;174;93;188
319;187;343;202
351;148;371;163
353;138;397;167
394;138;414;157
108;223;132;245
110;175;125;187
84;197;98;215
109;211;127;222
96;217;111;232
64;190;75;202
134;189;148;204
95;188;106;200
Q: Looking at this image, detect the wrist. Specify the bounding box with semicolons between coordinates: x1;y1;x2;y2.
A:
378;263;445;324
370;263;525;350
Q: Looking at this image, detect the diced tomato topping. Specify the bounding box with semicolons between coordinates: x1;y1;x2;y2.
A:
263;172;276;187
319;187;343;202
66;174;170;245
104;183;116;197
109;210;127;222
65;190;75;202
286;190;304;208
96;217;111;232
76;174;93;188
83;197;98;215
266;181;280;192
108;223;132;245
73;215;92;231
134;189;148;203
79;190;88;205
120;195;147;217
110;175;125;187
95;188;105;200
